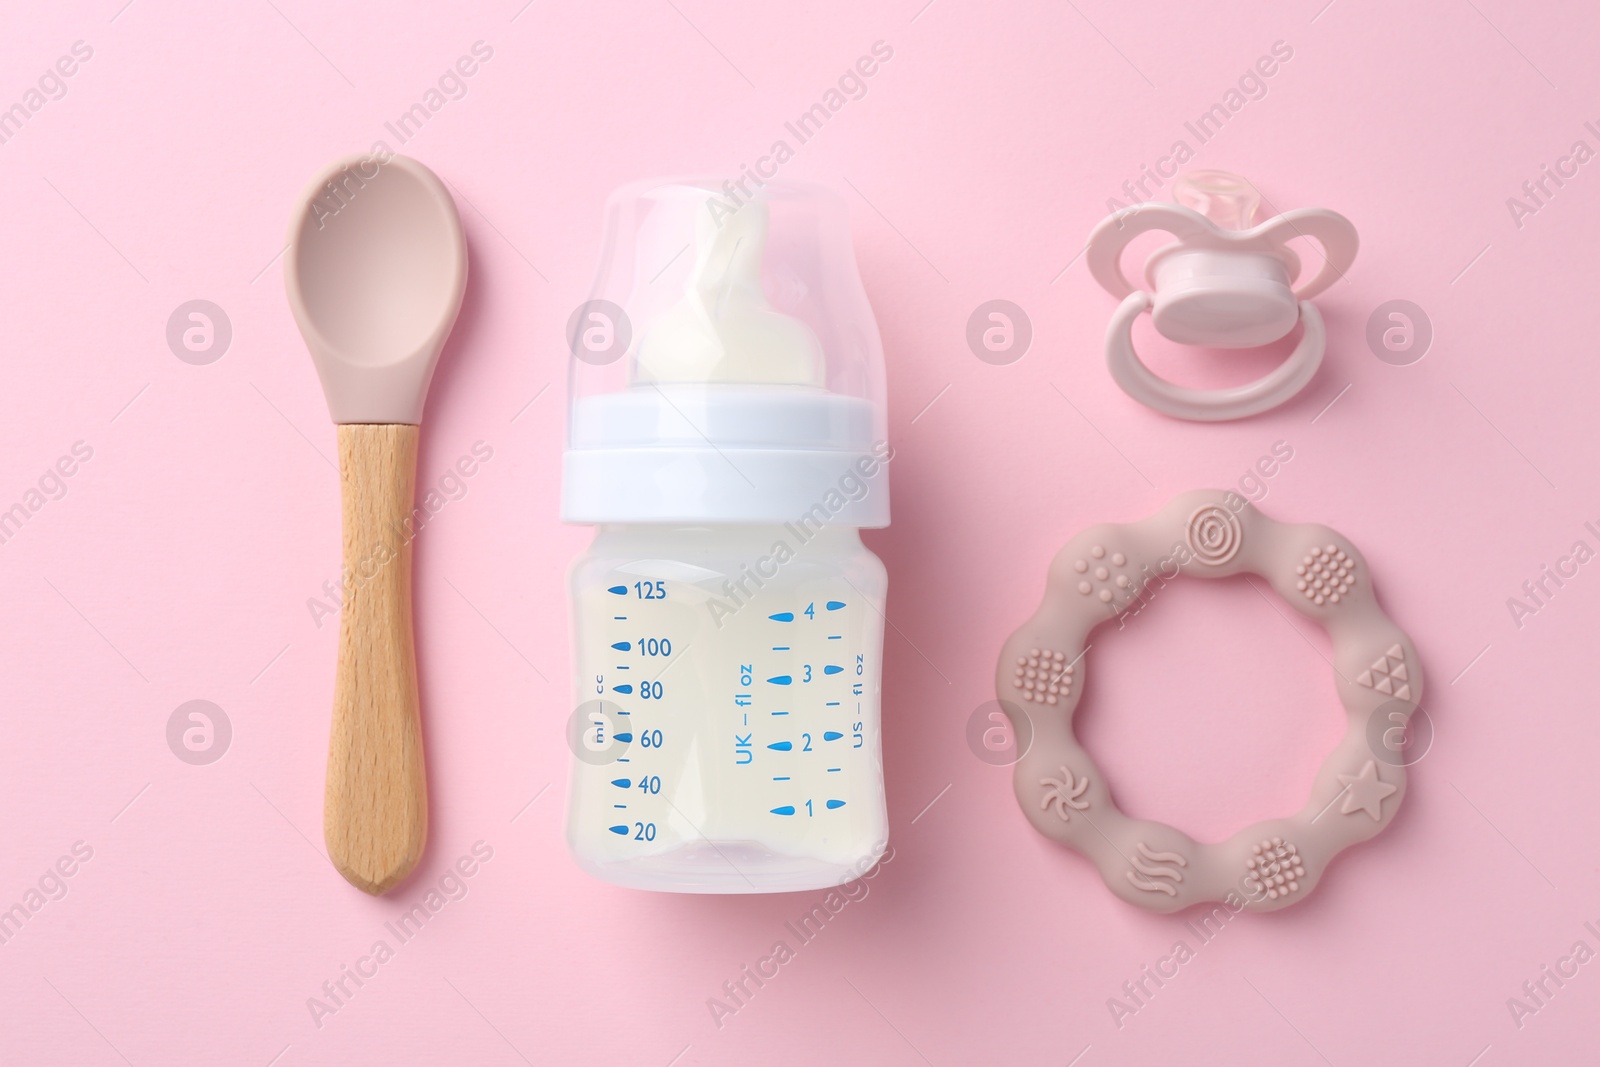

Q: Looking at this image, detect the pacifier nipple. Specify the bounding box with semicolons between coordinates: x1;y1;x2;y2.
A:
633;197;825;387
1172;170;1262;231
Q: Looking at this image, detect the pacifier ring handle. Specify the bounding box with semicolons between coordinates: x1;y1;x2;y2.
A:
1105;292;1325;421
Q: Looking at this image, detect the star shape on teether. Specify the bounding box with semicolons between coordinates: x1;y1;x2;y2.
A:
1336;759;1397;821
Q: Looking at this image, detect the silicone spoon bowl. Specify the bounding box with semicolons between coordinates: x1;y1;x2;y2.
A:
284;153;467;894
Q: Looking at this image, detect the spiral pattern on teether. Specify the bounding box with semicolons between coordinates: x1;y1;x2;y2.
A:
1185;506;1242;566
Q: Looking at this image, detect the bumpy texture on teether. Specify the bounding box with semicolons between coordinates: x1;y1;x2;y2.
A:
994;490;1423;913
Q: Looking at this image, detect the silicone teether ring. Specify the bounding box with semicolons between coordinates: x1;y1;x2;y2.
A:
1105;292;1325;422
995;490;1423;914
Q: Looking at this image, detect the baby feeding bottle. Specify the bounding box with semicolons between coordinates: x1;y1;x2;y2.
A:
560;179;891;893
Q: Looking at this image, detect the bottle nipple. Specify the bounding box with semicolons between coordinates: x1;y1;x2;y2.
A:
632;197;825;387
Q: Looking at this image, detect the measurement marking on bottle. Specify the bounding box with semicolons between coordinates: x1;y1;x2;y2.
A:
770;799;846;816
578;571;879;867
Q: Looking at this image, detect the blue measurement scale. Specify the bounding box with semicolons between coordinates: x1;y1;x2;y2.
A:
580;577;872;856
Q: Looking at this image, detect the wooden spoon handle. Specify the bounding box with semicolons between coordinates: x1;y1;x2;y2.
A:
324;423;428;894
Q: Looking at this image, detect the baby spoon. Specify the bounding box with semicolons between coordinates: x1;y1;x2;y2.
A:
284;153;467;894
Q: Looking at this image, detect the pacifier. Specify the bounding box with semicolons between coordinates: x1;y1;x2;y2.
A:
1086;171;1358;421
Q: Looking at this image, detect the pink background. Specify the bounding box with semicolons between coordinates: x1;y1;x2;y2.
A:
2;0;1597;1063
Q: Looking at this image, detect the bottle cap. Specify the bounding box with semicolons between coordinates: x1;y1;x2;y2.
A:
562;180;890;526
